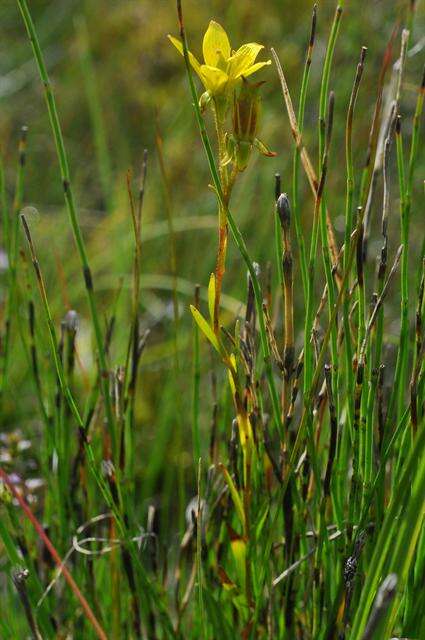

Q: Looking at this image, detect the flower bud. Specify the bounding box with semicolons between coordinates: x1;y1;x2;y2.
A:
277;193;291;230
233;78;261;144
224;79;276;171
199;91;212;113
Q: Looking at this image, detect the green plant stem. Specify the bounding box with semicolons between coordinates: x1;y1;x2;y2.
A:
291;4;316;301
350;414;425;640
1;127;27;399
16;0;117;459
192;286;201;466
177;1;282;438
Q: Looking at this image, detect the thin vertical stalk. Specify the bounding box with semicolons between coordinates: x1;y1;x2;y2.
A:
176;0;282;438
16;0;117;457
192;285;201;466
277;193;294;418
317;6;342;456
291;3;317;300
385;115;408;428
339;47;367;513
1;126;28;398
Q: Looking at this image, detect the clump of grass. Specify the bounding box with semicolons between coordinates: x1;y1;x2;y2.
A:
0;0;424;638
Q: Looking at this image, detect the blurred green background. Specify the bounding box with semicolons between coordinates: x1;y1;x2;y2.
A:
0;0;423;520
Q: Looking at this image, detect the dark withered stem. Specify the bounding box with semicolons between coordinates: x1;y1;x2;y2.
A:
308;5;317;60
12;567;42;640
102;460;142;636
360;28;396;210
137;148;148;225
274;172;281;202
245;265;257;332
356;207;365;289
410;260;425;433
263;302;284;372
277;193;294;417
64;310;78;377
323;364;337;497
209;369;218;464
343;530;368;627
284;350;304;432
263;420;282;485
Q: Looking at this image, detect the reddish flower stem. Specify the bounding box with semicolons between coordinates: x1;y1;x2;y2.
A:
0;467;108;640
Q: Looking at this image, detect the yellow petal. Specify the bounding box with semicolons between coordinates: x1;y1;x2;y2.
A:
168;35;203;80
237;60;271;79
200;65;228;94
202;20;231;67
227;43;264;79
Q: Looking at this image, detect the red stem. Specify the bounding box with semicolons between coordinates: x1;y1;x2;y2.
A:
0;467;108;640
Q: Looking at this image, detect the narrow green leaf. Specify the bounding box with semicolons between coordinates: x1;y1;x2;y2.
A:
190;304;220;353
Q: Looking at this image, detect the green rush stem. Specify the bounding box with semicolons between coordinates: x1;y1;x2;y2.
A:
317;5;342;431
303;166;323;397
397;120;408;420
24;299;52;433
16;0;117;459
122;163;144;490
1;127;27;399
386;119;408;427
177;1;282;439
318;6;342;164
339;48;367;514
362;302;374;491
192;286;201;466
259;209;363;603
350;414;425;640
305;5;342;402
196;458;206;639
291;210;364;486
406;66;425;397
344;46;367;384
356;225;366;501
282;226;294;420
291;4;316;301
155;125;186;526
0;154;9;252
381;452;425;636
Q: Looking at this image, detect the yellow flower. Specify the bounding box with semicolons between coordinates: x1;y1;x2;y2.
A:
168;20;271;97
